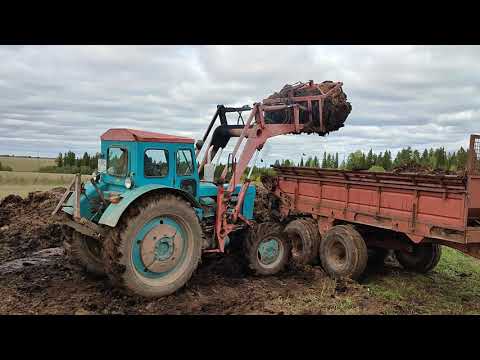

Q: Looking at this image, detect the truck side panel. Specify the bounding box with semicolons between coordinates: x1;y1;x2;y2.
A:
275;170;469;244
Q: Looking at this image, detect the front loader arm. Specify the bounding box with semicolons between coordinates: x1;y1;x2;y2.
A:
196;81;348;252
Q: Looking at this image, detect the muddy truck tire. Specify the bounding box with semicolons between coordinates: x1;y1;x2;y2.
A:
284;218;321;265
102;194;203;298
64;230;105;276
319;225;368;280
367;247;389;267
395;243;442;273
245;222;291;276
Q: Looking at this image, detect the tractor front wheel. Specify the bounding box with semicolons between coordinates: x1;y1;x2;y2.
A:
102;194;203;298
64;230;105;276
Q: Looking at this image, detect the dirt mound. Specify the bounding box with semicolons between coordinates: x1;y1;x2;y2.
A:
265;81;352;135
0;188;66;263
392;162;463;176
254;186;273;223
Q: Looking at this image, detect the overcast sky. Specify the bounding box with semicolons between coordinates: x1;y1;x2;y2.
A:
0;45;479;165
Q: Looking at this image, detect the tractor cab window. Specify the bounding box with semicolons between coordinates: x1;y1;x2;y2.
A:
176;149;194;176
145;149;169;177
107;147;128;177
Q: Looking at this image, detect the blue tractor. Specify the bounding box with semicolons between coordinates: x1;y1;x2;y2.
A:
53;115;289;297
53;82;349;297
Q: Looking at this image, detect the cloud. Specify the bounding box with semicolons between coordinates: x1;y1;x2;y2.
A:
0;45;478;166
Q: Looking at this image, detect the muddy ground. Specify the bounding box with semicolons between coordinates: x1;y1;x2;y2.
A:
1;188;478;315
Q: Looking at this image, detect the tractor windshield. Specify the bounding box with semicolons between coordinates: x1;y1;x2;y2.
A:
107;147;128;177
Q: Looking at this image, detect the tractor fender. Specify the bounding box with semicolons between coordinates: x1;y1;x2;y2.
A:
98;184;201;228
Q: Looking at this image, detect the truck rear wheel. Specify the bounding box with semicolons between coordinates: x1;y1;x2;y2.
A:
367;247;389;266
395;243;442;273
319;225;368;280
102;194;203;298
284;218;321;265
65;230;105;276
245;222;291;276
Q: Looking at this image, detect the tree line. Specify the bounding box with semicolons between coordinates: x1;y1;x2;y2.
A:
0;161;13;171
272;146;469;172
40;151;101;175
41;144;470;178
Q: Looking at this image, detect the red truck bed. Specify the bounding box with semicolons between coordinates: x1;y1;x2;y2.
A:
270;134;480;259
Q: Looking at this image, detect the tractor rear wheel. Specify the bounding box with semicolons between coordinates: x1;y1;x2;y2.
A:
284;218;321;265
245;222;291;276
102;194;203;298
395;243;442;273
319;225;368;280
64;230;105;276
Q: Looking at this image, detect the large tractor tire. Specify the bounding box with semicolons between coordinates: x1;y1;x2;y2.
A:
64;230;105;276
395;243;442;273
284;218;321;265
319;225;368;280
245;222;291;276
102;194;203;298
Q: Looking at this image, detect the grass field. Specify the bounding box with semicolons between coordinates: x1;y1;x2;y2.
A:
264;247;480;315
0;156;55;172
0;171;90;199
363;247;480;314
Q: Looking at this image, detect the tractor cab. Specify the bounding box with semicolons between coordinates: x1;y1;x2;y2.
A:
60;128;200;225
99;128;199;198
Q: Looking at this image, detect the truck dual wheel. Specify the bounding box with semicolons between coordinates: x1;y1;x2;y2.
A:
102;194;203;298
367;247;389;266
395;243;442;273
64;230;105;276
319;225;368;280
245;222;291;276
284;218;321;265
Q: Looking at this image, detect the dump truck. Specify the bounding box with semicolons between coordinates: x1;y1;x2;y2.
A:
53;80;350;297
262;134;480;279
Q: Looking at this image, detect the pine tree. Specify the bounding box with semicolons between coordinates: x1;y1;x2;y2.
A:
413;149;421;164
457;147;468;169
383;150;393;170
376;152;383;167
421;149;429;166
55;153;63;167
366;149;374;168
82;152;90;167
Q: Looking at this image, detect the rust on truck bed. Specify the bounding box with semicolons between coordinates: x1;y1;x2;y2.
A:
267;134;480;259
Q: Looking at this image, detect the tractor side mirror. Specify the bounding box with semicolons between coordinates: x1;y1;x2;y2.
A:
195;140;204;151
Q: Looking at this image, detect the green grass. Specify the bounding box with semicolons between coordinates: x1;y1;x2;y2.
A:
364;247;480;314
262;247;480;315
0;156;55;172
0;171;90;199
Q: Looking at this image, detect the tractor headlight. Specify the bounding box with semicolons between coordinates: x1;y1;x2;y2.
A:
125;177;133;189
91;171;101;183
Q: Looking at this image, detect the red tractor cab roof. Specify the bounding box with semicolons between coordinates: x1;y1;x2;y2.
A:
101;128;195;144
